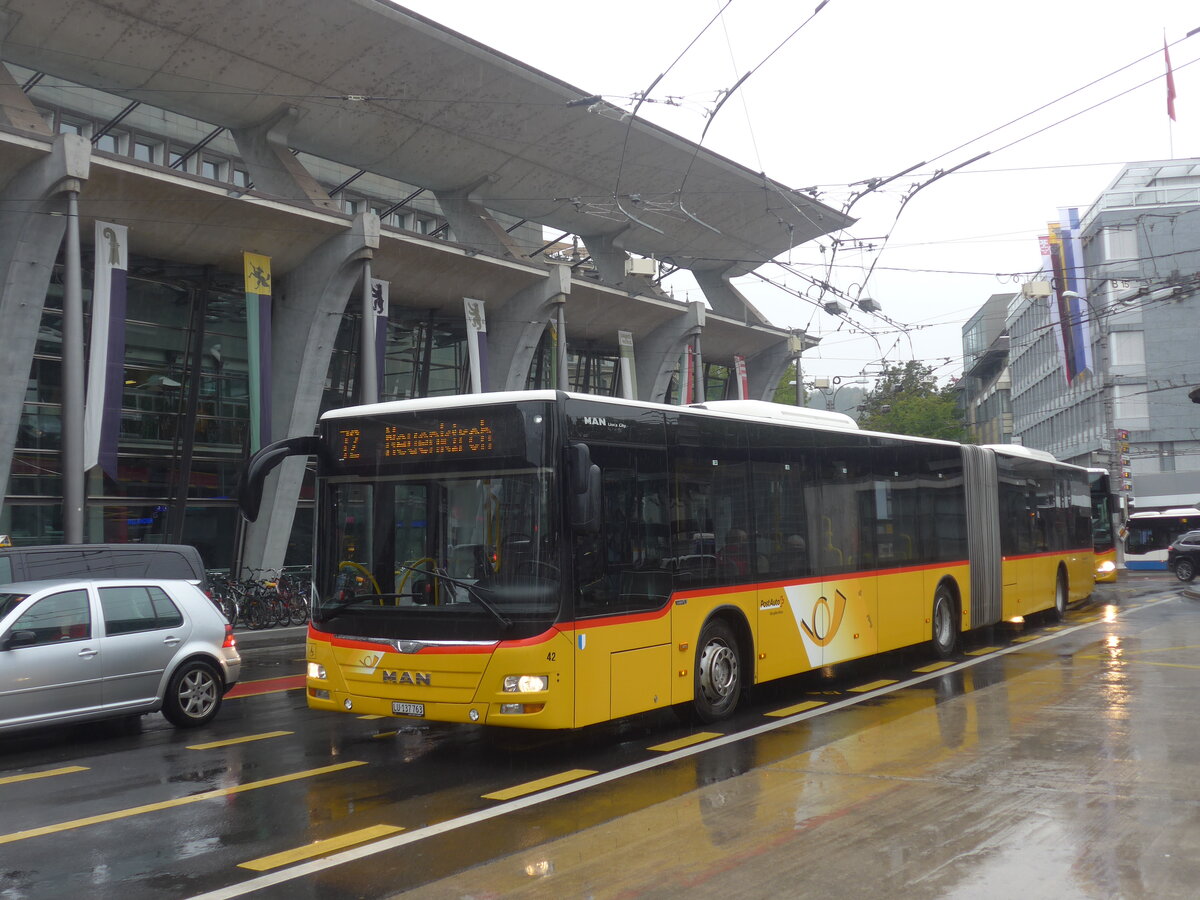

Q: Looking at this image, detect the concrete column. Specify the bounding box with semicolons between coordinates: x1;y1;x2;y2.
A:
693;266;771;325
229;106;340;212
240;213;380;573
0;62;52;135
0;135;90;519
486;264;571;390
579;231;671;299
745;338;797;402
432;178;530;259
636;302;705;403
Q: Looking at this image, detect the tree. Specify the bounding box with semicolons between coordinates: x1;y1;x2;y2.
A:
857;361;967;441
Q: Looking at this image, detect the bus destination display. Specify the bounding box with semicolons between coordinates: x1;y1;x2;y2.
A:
338;418;496;461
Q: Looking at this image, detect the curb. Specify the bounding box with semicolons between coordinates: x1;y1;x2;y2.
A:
233;624;308;649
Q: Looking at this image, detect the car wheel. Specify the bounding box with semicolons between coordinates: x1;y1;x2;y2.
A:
1174;558;1196;582
931;584;958;659
693;619;742;723
162;659;223;728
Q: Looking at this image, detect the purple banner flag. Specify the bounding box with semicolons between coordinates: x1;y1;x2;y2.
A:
84;221;128;478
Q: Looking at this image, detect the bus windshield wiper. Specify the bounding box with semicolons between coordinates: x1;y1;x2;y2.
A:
394;562;512;629
315;594;403;622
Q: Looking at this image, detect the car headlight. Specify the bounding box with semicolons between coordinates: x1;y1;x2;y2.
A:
503;675;548;693
307;663;327;680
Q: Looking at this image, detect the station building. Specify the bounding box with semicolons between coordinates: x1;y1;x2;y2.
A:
0;0;850;571
963;160;1200;513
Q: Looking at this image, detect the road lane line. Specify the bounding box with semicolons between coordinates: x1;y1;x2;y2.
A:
239;825;405;871
0;766;88;786
482;769;597;801
188;594;1180;900
0;761;366;846
848;679;897;692
187;731;293;751
965;646;1002;656
765;700;826;717
648;732;722;752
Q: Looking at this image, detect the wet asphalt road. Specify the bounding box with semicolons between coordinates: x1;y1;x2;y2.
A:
0;573;1196;899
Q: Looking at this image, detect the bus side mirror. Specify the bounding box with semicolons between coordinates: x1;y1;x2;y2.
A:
568;443;601;534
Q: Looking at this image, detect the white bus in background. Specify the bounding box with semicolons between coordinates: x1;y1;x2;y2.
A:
1123;508;1200;570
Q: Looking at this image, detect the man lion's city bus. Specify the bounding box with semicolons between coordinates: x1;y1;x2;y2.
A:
239;392;1093;729
1087;468;1118;583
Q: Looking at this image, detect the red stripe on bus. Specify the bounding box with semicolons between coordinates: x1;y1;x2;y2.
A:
1002;549;1090;562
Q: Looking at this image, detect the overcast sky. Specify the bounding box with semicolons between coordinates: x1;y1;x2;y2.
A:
398;0;1199;384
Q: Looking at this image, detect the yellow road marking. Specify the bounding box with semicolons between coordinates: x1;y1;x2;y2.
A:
239;824;404;871
1077;655;1200;671
371;731;398;739
1043;626;1066;631
357;715;385;720
1011;635;1040;643
848;679;897;693
0;761;366;845
766;700;826;717
913;661;955;673
187;731;293;751
648;732;721;752
0;766;88;786
965;646;1002;656
482;769;597;801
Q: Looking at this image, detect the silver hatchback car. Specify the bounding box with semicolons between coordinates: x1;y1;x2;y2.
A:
0;578;241;733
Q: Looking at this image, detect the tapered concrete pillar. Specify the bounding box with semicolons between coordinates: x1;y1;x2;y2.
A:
0;135;90;518
240;213;379;573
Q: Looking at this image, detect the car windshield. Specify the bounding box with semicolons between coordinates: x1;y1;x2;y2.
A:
0;592;31;619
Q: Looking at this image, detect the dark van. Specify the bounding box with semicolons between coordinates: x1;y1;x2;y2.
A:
0;544;208;591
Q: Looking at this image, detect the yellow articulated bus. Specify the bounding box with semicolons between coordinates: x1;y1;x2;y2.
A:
238;392;1093;729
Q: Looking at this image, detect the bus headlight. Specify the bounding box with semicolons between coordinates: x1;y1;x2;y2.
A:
503;675;548;693
1097;560;1116;574
308;663;327;680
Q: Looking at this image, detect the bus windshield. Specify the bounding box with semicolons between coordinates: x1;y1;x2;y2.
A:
316;468;560;641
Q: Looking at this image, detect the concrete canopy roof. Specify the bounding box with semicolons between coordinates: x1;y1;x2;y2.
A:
0;0;852;277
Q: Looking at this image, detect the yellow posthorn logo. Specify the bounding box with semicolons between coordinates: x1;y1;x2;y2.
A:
799;589;847;647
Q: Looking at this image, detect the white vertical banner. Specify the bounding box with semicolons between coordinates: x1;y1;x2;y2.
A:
617;330;638;400
733;354;749;399
463;297;488;393
370;278;389;399
84;221;128;477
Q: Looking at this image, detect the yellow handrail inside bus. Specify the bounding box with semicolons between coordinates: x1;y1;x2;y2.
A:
397;557;437;603
338;559;380;594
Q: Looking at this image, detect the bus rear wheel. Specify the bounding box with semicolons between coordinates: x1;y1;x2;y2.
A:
931;585;958;659
693;619;741;723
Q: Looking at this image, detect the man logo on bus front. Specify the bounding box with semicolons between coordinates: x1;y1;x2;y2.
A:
799;589;848;647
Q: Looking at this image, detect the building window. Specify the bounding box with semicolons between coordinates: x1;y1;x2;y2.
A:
232;168;249;188
94;132;123;154
201;158;224;181
133;140;158;164
57;118;84;136
1103;228;1137;261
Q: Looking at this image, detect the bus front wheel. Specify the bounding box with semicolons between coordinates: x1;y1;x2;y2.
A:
693;619;742;723
1050;568;1068;621
931;585;958;659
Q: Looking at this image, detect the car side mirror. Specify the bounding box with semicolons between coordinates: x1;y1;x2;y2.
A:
2;630;37;650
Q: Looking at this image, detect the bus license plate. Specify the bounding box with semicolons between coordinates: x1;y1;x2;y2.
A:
392;701;424;717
